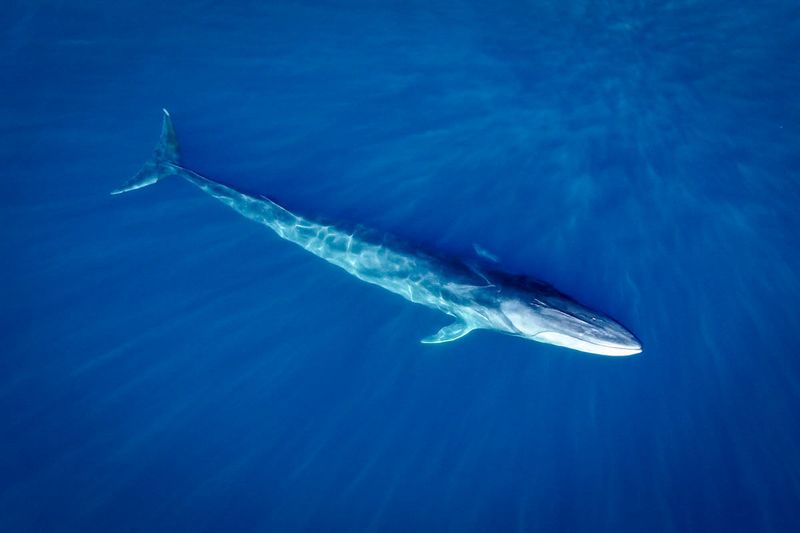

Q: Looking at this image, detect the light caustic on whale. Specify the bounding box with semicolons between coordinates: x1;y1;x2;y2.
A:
112;110;642;356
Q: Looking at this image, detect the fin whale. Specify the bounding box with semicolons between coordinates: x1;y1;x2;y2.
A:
112;110;642;356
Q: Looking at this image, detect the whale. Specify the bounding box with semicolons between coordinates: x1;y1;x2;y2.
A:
112;110;642;356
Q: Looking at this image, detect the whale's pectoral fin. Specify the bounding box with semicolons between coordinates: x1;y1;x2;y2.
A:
421;321;473;344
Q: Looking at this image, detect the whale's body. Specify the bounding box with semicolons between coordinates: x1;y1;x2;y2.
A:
113;110;642;356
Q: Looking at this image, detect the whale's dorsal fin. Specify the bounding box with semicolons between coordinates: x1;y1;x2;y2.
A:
473;243;499;263
421;321;473;344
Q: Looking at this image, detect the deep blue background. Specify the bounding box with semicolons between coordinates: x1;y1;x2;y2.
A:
2;1;800;531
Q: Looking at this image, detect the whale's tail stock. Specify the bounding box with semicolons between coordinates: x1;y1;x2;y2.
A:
111;109;180;195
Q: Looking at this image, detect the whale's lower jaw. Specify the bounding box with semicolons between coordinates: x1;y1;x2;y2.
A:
532;331;642;356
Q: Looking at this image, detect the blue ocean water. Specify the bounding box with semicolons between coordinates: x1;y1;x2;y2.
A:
2;1;800;531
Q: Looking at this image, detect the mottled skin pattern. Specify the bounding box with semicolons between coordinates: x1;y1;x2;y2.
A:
177;166;505;334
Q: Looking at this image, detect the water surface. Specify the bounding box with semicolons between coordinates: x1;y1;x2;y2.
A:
2;1;800;531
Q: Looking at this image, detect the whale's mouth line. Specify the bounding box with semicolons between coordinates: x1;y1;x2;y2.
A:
579;341;641;355
532;330;642;356
581;336;641;351
584;339;642;355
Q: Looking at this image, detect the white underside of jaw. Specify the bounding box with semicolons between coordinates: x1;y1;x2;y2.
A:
533;331;642;356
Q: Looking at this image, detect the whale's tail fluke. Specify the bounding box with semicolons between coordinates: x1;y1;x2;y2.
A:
111;109;180;195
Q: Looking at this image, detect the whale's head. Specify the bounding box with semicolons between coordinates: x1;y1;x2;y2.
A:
499;299;642;356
